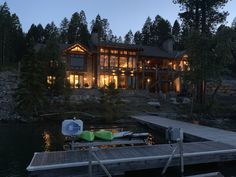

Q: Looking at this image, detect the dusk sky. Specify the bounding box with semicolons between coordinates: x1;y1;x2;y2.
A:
1;0;236;37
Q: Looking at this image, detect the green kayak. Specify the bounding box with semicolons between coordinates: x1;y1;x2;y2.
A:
94;130;114;141
78;131;95;142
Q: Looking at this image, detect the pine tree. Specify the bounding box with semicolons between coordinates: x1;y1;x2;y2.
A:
172;20;181;49
117;36;123;43
232;17;236;30
16;40;47;120
26;24;44;43
68;11;90;45
0;2;25;64
59;17;69;44
91;14;112;42
172;20;181;42
44;22;59;42
42;38;66;96
142;17;152;45
134;31;142;45
124;30;134;44
173;0;230;34
174;0;231;104
77;11;90;46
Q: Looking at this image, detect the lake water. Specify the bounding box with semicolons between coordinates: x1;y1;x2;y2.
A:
0;120;160;177
0;120;236;177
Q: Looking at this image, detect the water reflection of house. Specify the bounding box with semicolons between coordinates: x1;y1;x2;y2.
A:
45;34;189;93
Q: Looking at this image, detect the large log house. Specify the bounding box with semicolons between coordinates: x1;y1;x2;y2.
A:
47;34;188;93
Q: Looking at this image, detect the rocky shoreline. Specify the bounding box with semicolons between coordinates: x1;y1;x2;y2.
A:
0;71;20;121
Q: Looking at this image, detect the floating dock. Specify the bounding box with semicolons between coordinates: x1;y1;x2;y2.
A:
27;115;236;177
27;141;236;177
132;115;236;146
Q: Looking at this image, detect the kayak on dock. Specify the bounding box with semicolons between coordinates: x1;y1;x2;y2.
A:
77;131;95;142
75;130;149;142
94;130;114;141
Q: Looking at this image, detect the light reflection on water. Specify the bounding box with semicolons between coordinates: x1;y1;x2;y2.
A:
42;131;52;151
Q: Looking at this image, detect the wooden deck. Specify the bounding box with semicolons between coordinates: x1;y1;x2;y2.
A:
132;115;236;146
27;141;236;177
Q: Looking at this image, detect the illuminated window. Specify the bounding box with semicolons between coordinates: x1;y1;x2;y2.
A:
110;55;118;67
68;74;84;88
100;55;109;67
119;57;127;68
47;76;55;85
128;57;136;69
100;48;109;53
120;50;128;55
99;75;109;87
128;51;136;55
100;48;104;53
111;50;118;54
100;75;118;88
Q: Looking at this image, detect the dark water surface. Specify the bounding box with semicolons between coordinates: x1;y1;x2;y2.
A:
0;120;156;177
0;120;236;177
0;122;64;177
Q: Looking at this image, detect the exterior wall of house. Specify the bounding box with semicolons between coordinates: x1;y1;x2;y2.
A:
96;46;139;89
62;43;188;93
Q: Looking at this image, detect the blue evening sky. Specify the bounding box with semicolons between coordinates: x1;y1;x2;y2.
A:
1;0;236;37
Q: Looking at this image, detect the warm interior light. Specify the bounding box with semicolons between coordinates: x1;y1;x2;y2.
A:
71;46;85;53
147;78;151;83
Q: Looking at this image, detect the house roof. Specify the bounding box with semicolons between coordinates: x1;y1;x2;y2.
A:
140;46;175;59
34;41;185;60
96;41;143;51
95;42;177;59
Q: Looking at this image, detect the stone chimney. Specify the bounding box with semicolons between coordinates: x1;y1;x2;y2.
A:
162;39;174;53
91;32;99;44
